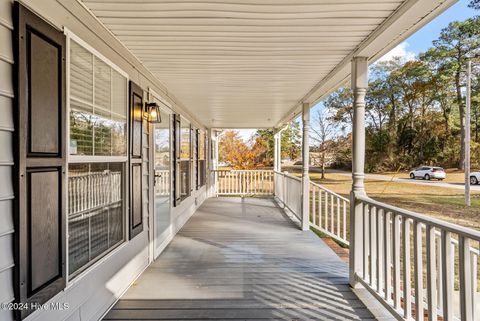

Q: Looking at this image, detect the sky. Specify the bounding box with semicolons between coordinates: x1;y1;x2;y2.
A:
235;0;476;141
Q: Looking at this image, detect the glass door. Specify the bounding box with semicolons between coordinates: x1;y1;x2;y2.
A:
153;111;171;259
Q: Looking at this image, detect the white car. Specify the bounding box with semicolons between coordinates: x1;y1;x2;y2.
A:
470;172;480;185
409;166;446;180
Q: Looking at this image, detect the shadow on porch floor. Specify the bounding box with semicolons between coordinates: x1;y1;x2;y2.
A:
104;197;379;320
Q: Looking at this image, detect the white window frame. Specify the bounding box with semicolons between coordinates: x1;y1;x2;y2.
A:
64;28;130;285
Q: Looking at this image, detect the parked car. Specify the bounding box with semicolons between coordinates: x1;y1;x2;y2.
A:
470;172;480;185
409;166;446;180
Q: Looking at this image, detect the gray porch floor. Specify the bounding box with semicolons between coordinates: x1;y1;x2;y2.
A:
104;197;377;320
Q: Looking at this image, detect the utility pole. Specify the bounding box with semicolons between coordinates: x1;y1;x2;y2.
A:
465;60;471;206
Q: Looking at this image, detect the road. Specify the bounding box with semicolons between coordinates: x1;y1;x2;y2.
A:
328;169;480;192
285;165;480;191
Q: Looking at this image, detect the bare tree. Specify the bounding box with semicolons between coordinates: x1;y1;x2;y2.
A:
310;109;337;179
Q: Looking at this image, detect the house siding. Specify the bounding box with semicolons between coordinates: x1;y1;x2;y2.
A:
0;1;207;320
0;1;15;321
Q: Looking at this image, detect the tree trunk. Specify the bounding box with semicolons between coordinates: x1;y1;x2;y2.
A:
321;152;325;179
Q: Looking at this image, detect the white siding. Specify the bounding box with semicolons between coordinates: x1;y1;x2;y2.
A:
0;1;209;320
0;1;14;321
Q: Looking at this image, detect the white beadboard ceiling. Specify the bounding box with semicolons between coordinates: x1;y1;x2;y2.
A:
80;0;455;128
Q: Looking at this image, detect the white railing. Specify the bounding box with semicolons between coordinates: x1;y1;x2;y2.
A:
68;171;122;216
213;169;274;196
155;169;170;196
310;181;349;246
355;195;479;321
67;170;123;274
274;171;302;220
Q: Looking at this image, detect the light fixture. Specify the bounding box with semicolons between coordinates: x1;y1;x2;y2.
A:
145;102;162;123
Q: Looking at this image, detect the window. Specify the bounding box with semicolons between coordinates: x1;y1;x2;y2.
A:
197;129;206;188
68;37;128;277
192;127;197;192
174;116;191;204
69;41;127;157
68;163;124;275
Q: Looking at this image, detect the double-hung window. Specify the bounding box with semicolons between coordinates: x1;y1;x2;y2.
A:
67;37;128;277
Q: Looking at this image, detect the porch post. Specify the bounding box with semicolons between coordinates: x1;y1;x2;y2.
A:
349;56;368;287
273;131;280;172
301;102;310;231
214;131;219;170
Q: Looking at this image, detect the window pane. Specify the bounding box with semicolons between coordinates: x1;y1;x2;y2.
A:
70;100;93;155
199;129;205;160
69;40;127;156
68;163;124;276
111;115;127;156
112;70;126;116
179;160;190;200
94;57;111;110
93;108;112;156
180;117;190;159
70;41;93;103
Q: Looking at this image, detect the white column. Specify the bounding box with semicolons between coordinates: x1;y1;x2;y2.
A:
301;102;310;231
349;56;368;287
214;131;219;171
274;132;279;172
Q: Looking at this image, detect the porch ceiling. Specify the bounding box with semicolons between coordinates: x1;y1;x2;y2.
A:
80;0;454;128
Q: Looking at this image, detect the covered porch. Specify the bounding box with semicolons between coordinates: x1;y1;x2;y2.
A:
105;197;378;321
3;1;479;321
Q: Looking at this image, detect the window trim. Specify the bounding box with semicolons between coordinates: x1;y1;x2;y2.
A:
64;29;129;284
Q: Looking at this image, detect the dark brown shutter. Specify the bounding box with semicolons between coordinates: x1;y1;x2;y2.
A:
173;114;181;206
129;81;143;239
13;3;66;319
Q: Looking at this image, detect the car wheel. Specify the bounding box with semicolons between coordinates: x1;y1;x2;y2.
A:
470;176;478;185
424;174;431;180
410;173;415;179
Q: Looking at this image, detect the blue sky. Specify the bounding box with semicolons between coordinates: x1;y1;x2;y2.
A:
237;0;476;141
407;0;475;55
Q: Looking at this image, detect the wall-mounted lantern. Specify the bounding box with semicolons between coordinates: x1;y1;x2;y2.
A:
145;102;162;123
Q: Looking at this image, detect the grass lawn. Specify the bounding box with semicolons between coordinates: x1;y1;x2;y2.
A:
286;168;480;231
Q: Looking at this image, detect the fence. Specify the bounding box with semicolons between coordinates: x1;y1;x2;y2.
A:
213;170;274;196
355;195;479;321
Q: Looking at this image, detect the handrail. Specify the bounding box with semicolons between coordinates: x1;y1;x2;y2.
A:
310;181;349;202
356;194;480;241
274;170;302;182
213;169;274;196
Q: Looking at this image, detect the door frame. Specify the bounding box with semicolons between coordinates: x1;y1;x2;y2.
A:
147;88;174;262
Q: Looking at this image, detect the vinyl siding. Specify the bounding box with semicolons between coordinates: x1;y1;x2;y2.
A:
0;1;209;321
0;1;14;321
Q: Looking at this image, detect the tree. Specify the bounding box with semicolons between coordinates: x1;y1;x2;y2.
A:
255;120;302;165
425;17;480;168
469;0;480;10
219;130;258;169
323;87;353;132
310;109;336;178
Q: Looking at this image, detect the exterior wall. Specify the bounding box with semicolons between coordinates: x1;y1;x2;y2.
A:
0;1;208;320
0;1;15;321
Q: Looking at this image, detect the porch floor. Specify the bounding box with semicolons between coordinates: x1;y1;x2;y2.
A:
104;197;377;320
